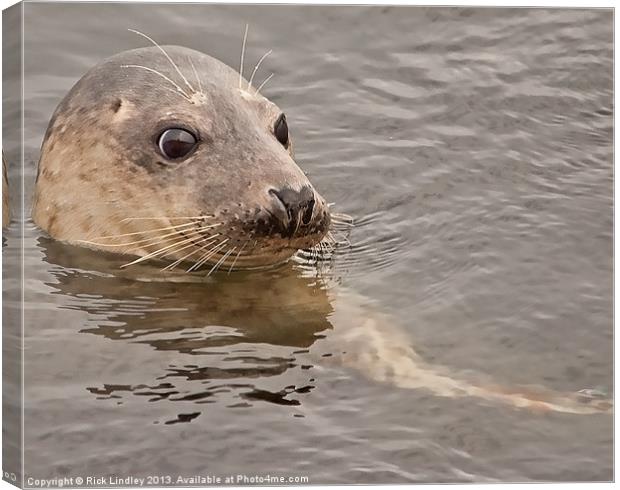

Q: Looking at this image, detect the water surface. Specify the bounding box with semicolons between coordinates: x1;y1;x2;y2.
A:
3;4;613;484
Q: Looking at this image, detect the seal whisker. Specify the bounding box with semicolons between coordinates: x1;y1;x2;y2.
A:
331;211;354;222
227;241;248;274
161;86;192;100
327;230;350;248
79;228;192;249
255;73;274;95
188;238;230;272
123;231;203;253
86;221;200;241
188;57;203;93
248;49;272;90
153;234;219;267
79;227;208;251
161;235;220;271
207;246;236;276
122;215;216;221
331;217;354;225
331;220;353;228
187;239;227;272
296;225;349;268
330;223;354;233
145;225;221;250
292;209;303;237
238;23;249;89
83;222;220;250
127;29;195;93
121;231;214;268
121;64;191;100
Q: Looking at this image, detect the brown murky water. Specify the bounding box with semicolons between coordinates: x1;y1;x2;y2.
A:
2;4;613;485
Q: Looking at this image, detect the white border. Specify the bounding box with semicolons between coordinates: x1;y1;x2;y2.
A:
0;1;616;490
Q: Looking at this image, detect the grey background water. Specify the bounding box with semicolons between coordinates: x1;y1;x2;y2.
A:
2;3;613;484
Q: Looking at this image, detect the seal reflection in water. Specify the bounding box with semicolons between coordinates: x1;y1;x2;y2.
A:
32;34;333;273
31;35;611;416
41;237;335;409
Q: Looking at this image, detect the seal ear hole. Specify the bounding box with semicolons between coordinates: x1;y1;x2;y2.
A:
274;114;289;148
111;99;122;113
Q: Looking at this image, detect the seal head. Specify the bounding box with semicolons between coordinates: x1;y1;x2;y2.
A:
32;45;331;271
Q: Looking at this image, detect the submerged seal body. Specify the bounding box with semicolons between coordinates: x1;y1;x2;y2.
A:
32;44;330;271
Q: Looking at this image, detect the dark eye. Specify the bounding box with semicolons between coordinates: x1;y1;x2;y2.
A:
158;128;197;159
274;114;289;148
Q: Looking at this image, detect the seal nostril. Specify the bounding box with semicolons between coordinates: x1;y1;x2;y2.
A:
267;185;317;237
301;198;315;225
268;188;286;207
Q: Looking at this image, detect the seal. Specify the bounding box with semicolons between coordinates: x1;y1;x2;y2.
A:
32;37;332;273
